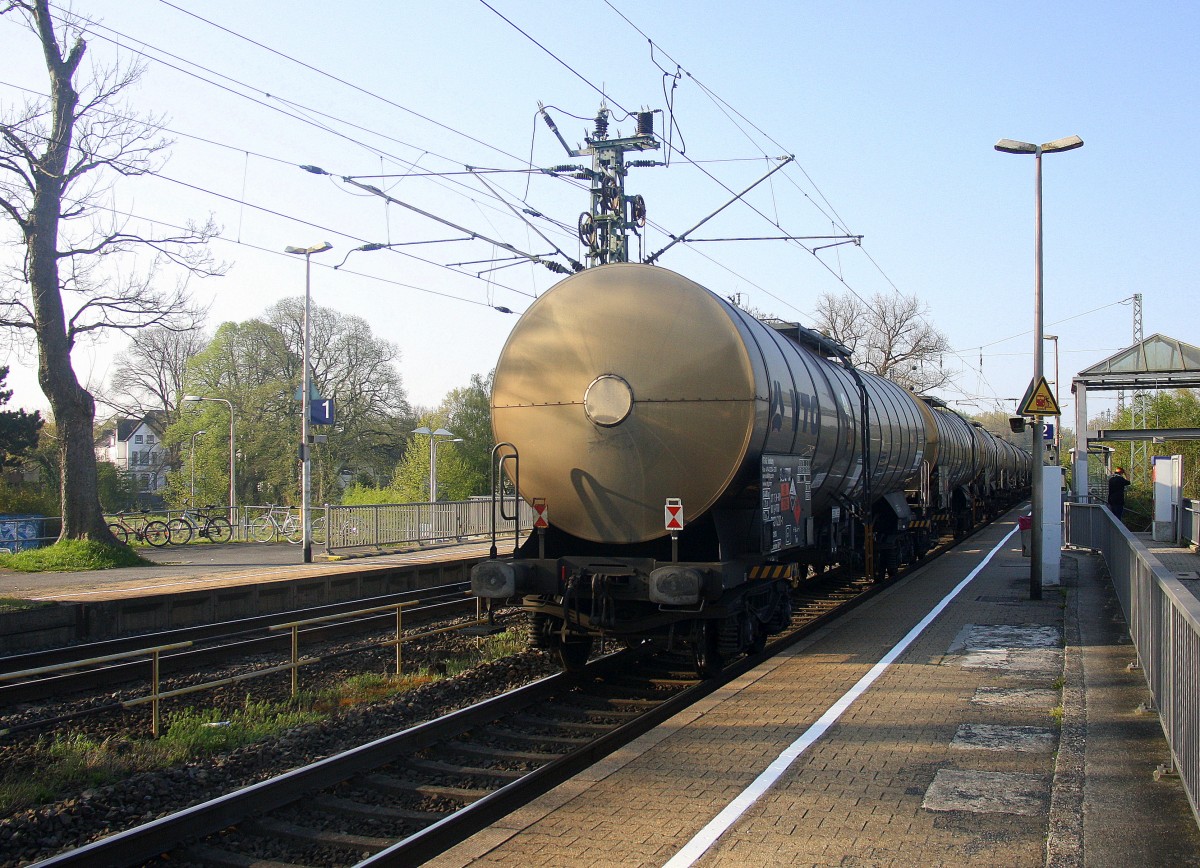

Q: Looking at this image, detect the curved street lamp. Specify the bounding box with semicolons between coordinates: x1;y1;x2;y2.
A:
413;427;462;502
183;396;235;521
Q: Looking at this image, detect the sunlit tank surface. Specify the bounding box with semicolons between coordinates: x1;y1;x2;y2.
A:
930;405;977;490
490;263;930;545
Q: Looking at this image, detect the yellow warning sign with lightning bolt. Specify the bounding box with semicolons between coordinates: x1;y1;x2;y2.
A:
1019;376;1061;417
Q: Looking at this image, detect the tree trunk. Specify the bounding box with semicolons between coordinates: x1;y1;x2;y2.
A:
24;1;117;545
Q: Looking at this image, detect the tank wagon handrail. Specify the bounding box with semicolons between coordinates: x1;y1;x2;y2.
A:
487;442;521;559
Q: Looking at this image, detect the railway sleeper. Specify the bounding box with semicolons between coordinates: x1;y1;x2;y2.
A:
313;793;441;823
408;757;528;781
243;817;393;854
179;842;310;868
539;700;642;721
448;740;565;763
487;725;590;746
361;772;489;803
511;711;618;733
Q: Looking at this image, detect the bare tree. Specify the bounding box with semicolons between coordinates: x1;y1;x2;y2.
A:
812;290;953;393
104;324;208;420
0;1;222;541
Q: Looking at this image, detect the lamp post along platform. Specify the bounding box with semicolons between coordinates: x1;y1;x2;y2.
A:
995;135;1082;599
285;242;333;563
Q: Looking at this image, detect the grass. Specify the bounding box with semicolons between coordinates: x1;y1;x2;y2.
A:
0;698;321;814
313;628;529;708
0;628;529;813
0;596;51;612
0;539;149;572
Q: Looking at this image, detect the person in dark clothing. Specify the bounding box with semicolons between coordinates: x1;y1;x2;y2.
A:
1107;467;1131;519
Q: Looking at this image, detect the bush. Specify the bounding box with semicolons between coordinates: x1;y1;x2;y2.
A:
0;539;148;572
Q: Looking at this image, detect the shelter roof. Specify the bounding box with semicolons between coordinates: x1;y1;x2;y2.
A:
1074;333;1200;390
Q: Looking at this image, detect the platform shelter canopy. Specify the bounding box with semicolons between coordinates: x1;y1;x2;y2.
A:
1074;333;1200;390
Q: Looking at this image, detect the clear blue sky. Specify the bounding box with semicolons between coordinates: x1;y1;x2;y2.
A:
2;0;1196;429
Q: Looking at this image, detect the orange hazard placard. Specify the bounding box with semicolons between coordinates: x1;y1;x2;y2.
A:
1019;376;1061;417
532;497;549;530
665;498;684;531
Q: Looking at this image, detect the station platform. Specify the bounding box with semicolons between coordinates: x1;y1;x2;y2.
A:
0;540;498;652
430;514;1200;867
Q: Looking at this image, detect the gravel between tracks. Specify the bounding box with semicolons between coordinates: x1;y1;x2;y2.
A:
0;622;560;867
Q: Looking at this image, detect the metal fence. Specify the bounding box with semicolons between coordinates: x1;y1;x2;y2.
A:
1183;499;1199;548
322;499;534;554
1064;501;1200;826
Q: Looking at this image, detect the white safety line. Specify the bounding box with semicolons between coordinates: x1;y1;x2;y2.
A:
663;526;1019;868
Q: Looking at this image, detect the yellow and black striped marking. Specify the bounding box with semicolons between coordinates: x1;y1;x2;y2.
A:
749;563;800;581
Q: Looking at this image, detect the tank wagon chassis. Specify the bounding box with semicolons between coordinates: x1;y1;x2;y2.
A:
471;264;1031;676
474;488;1021;678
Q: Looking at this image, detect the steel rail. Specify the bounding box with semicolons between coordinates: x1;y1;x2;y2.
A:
0;585;472;707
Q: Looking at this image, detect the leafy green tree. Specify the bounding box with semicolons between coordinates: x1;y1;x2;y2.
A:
1102;389;1200;499
166;303;415;508
95;461;137;512
441;372;494;496
169;320;295;507
0;366;42;468
263;299;414;501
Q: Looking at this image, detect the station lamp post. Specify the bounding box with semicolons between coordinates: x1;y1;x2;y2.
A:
285;241;334;563
995;135;1083;600
413;427;462;502
183;395;236;523
189;430;206;504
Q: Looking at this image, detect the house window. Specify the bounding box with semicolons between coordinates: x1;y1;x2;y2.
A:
135;435;144;444
146;435;155;444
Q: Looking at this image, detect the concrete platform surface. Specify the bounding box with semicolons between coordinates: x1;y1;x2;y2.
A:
0;540;495;603
429;516;1200;867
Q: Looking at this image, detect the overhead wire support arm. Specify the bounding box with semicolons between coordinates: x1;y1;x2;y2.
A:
299;165;574;276
466;167;584;272
643;156;794;265
681;234;864;245
539;102;586;158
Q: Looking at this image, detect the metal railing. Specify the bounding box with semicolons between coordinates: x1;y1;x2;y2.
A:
1183;499;1199;548
91;499;535;551
1064;501;1200;826
322;499;534;555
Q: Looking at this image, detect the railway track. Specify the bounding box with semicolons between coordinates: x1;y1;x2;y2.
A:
25;544;929;867
8;519;1004;867
0;583;477;712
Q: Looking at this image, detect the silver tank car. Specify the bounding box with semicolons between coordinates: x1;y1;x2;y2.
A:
473;263;1030;672
489;263;929;545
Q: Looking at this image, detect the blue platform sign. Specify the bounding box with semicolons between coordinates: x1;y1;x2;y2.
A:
311;397;335;425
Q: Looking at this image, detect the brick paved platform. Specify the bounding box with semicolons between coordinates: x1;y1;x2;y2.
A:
431;514;1200;867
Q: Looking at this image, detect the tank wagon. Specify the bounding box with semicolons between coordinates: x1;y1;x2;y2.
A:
471;263;1030;673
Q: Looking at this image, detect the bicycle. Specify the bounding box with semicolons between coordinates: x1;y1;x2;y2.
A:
108;511;171;547
249;505;304;544
167;503;233;545
315;514;362;548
